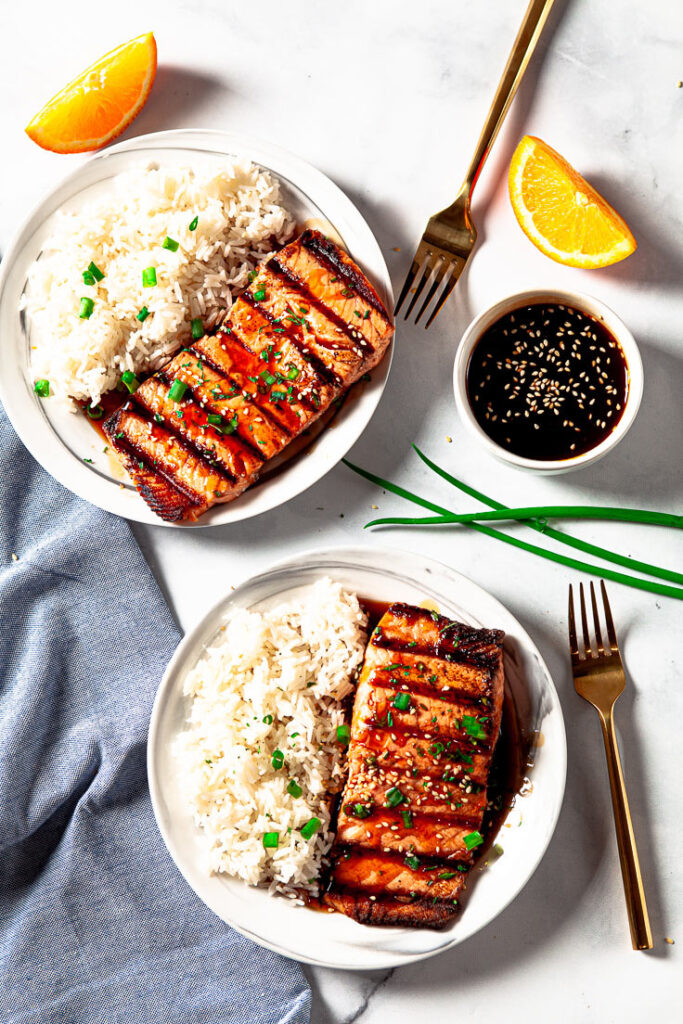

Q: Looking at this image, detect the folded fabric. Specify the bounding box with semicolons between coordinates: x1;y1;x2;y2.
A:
0;404;311;1024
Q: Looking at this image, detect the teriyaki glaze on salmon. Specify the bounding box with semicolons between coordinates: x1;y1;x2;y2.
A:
323;603;505;928
103;229;394;521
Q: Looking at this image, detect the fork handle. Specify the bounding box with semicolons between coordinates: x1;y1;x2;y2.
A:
462;0;556;194
598;709;653;950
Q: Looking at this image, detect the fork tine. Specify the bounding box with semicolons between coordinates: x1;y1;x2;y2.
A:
414;257;450;324
590;582;605;654
568;584;579;656
394;257;420;317
600;580;620;652
579;582;592;657
404;254;434;318
425;266;459;328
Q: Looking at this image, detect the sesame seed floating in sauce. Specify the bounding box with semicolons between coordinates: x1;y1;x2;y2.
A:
465;303;630;461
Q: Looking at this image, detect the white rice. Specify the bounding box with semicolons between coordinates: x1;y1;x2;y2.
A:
174;579;368;897
24;160;295;407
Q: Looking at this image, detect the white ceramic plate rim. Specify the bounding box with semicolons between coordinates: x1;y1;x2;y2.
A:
147;545;567;969
453;288;643;474
0;129;394;527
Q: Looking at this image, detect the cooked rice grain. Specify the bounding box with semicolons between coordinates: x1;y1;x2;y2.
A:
174;579;367;896
24;160;294;406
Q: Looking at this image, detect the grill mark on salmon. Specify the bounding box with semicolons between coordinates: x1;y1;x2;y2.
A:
300;228;390;320
324;602;504;928
103;229;394;521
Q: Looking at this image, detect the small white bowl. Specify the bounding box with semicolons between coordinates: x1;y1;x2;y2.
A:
453;289;643;474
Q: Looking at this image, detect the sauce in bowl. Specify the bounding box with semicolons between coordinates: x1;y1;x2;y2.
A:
466;302;630;461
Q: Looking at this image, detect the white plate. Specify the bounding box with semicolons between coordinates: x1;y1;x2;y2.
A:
0;130;393;527
148;546;566;969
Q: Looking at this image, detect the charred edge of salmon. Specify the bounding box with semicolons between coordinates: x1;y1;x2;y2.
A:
266;257;375;354
371;603;505;670
223;322;322;416
103;408;204;522
300;229;391;323
322;891;457;928
239;291;343;389
339;797;483;832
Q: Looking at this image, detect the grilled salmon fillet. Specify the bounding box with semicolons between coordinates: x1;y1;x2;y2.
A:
103;229;394;522
324;603;505;928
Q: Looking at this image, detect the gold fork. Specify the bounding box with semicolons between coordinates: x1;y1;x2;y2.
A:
568;581;653;950
395;0;556;327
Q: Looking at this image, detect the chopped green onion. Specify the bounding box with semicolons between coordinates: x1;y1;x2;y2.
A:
438;871;458;880
189;215;199;231
162;236;179;252
404;854;420;870
142;267;157;287
136;306;150;322
262;714;273;724
221;414;238;435
464;831;484;851
120;370;139;394
262;831;279;849
347;803;371;819
287;780;303;798
82;271;96;286
88;261;104;282
168;378;188;403
79;297;94;319
271;749;284;770
386;786;405;807
401;810;414;829
286;364;300;381
86;404;104;420
247;270;258;283
300;817;321;840
191;317;204;340
462;715;486;740
260;370;276;386
392;692;410;711
336;724;350;746
253;288;266;301
34;379;50;398
207;413;222;427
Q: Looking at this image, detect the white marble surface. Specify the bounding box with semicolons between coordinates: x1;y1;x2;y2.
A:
2;1;683;1020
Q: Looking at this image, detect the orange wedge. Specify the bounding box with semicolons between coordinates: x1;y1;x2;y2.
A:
25;32;157;154
508;135;636;269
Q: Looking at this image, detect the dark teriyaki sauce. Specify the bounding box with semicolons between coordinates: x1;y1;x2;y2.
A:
466;302;630;461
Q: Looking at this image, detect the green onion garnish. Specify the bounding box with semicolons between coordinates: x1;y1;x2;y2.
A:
191;317;204;340
336;724;350;746
253;288;266;301
120;370;139;394
343;446;683;601
287;780;302;798
462;715;486;740
82;271;96;286
88;261;104;282
168;379;188;403
300;817;321;840
401;810;414;829
79;297;94;319
34;379;50;398
262;714;273;724
262;831;279;849
464;831;484;851
438;871;458;880
392;692;410;711
207;413;222;427
136;306;150;322
386;786;405;807
347;803;371;819
404;854;420;870
86;404;104;420
286;364;300;381
162;236;179;252
271;749;284;770
260;370;276;386
189;215;198;231
222;414;238;435
142;267;157;287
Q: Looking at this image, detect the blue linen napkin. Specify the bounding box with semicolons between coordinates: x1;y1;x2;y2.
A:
0;404;311;1024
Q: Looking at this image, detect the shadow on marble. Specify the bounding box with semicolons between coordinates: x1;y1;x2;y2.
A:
565;340;683;504
116;65;228;142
